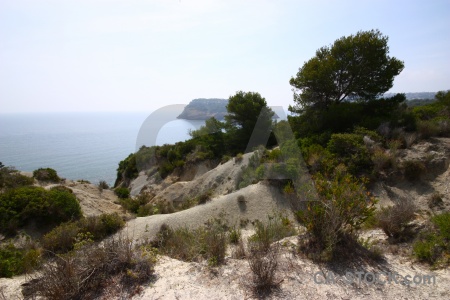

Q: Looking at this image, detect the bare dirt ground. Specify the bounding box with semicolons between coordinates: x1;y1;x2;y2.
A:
130;234;450;300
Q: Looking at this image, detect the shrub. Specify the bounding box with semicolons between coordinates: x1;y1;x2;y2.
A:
376;200;416;240
403;160;426;181
283;181;295;194
413;212;450;266
155;220;228;265
197;189;213;205
29;236;156;299
235;153;244;163
417;120;439;139
428;192;444;209
248;244;280;294
98;213;125;236
156;225;200;262
203;224;227;266
114;187;130;199
267;148;282;161
296;172;377;260
98;180;109;191
237;150;264;189
387;139;403;154
0;186;81;235
50;185;73;193
248;214;296;253
42;222;80;253
229;227;241;244
42;213;125;254
413;234;442;264
0;166;34;189
433;212;450;240
327;133;373;175
221;155;232;164
47;188;82;223
178;190;214;211
0;241;41;278
119;197;143;214
231;238;246;259
371;148;394;173
32;168;60;182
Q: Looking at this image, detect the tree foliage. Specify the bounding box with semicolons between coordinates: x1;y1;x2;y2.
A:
289;29;404;112
225;91;275;152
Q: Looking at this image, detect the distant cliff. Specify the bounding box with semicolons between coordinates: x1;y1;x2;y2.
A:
177;99;228;120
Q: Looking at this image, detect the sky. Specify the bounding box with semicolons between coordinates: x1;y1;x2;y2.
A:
0;0;449;113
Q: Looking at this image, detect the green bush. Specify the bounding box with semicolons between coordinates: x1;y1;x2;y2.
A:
296;172;377;260
237;150;264;189
413;234;441;264
115;153;139;187
249;214;296;253
417;120;440;139
155;220;228;265
33;168;61;182
156;225;199;261
0;166;34;189
413;212;450;266
327;133;373;175
433;212;450;240
221;155;232;164
42;213;125;254
114;187;130;199
42;222;80;253
0;242;41;278
159;161;175;178
229;227;241;244
0;186;81;235
98;213;124;236
119;197;141;214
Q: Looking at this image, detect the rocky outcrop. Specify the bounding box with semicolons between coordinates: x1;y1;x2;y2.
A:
371;137;450;211
177;98;228;120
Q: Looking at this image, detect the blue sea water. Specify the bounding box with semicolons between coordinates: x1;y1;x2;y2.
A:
0;113;205;186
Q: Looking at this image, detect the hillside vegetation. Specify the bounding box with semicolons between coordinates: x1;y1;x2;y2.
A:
1;30;449;299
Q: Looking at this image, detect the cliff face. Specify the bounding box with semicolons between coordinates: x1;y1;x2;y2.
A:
177;98;228;120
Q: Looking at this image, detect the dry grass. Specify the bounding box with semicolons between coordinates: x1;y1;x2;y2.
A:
28;235;156;300
247;244;281;295
371;147;394;172
231;238;246;259
377;200;417;240
155;220;228;266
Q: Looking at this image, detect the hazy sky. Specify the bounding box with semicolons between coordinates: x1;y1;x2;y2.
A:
1;0;449;113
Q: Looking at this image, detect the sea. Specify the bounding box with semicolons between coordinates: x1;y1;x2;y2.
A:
0;112;205;186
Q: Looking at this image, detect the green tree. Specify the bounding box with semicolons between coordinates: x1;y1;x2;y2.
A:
225;91;275;152
189;117;224;138
289;29;404;112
